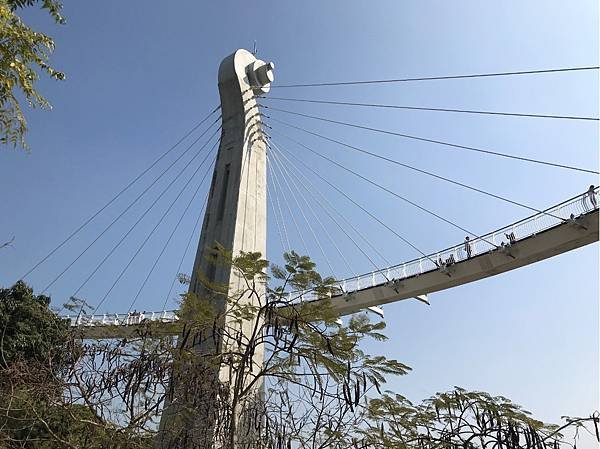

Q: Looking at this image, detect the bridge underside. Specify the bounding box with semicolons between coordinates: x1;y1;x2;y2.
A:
73;209;598;340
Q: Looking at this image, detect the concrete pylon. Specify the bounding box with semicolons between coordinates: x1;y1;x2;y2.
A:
156;49;273;448
189;49;271;326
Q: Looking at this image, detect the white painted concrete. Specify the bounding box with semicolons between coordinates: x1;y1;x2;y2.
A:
156;49;272;449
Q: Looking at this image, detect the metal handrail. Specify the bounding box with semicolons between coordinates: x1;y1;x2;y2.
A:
65;189;598;327
66;309;179;328
295;188;598;301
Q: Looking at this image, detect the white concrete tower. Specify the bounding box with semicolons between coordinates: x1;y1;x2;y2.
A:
189;49;271;322
157;49;273;448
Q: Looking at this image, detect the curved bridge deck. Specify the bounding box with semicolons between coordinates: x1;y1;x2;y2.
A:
68;190;599;339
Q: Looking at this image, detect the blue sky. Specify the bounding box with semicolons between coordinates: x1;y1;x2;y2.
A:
1;0;598;441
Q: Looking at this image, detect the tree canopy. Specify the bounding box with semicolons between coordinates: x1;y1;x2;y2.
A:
0;0;64;150
0;280;69;367
0;251;597;448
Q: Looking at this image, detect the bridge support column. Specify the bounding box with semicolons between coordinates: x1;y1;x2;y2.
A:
156;49;273;449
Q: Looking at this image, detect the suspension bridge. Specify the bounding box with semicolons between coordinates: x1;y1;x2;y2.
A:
13;49;598;445
16;51;598;337
70;188;598;339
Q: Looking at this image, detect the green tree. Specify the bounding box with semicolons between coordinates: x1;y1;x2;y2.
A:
356;389;598;449
0;254;597;449
0;281;155;448
0;280;69;367
157;248;599;449
0;0;64;150
158;248;412;448
0;281;74;448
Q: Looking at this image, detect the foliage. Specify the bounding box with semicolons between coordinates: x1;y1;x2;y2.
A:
0;282;149;448
157;247;396;448
0;251;598;449
356;388;585;449
156;249;599;449
0;280;69;368
0;281;158;448
0;0;64;150
6;1;64;23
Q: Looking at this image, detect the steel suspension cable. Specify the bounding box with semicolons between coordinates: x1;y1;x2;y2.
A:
43;123;222;294
272;133;498;248
92;143;219;315
269;66;599;88
70;129;221;301
263;107;599;175
267;151;310;255
21;106;220;280
162;191;209;311
267;118;567;221
270;141;375;275
267;161;292;252
268;146;337;276
269;142;354;277
260;96;599;121
270;131;498;249
267;138;392;268
267;171;289;254
127;151;218;314
269;140;434;263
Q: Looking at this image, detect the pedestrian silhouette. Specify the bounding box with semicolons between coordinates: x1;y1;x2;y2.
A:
464;236;472;258
588;185;597;208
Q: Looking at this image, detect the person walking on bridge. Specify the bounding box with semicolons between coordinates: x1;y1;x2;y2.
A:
464;236;472;258
588;184;597;209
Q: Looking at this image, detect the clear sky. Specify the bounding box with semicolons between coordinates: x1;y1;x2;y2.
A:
1;0;598;443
